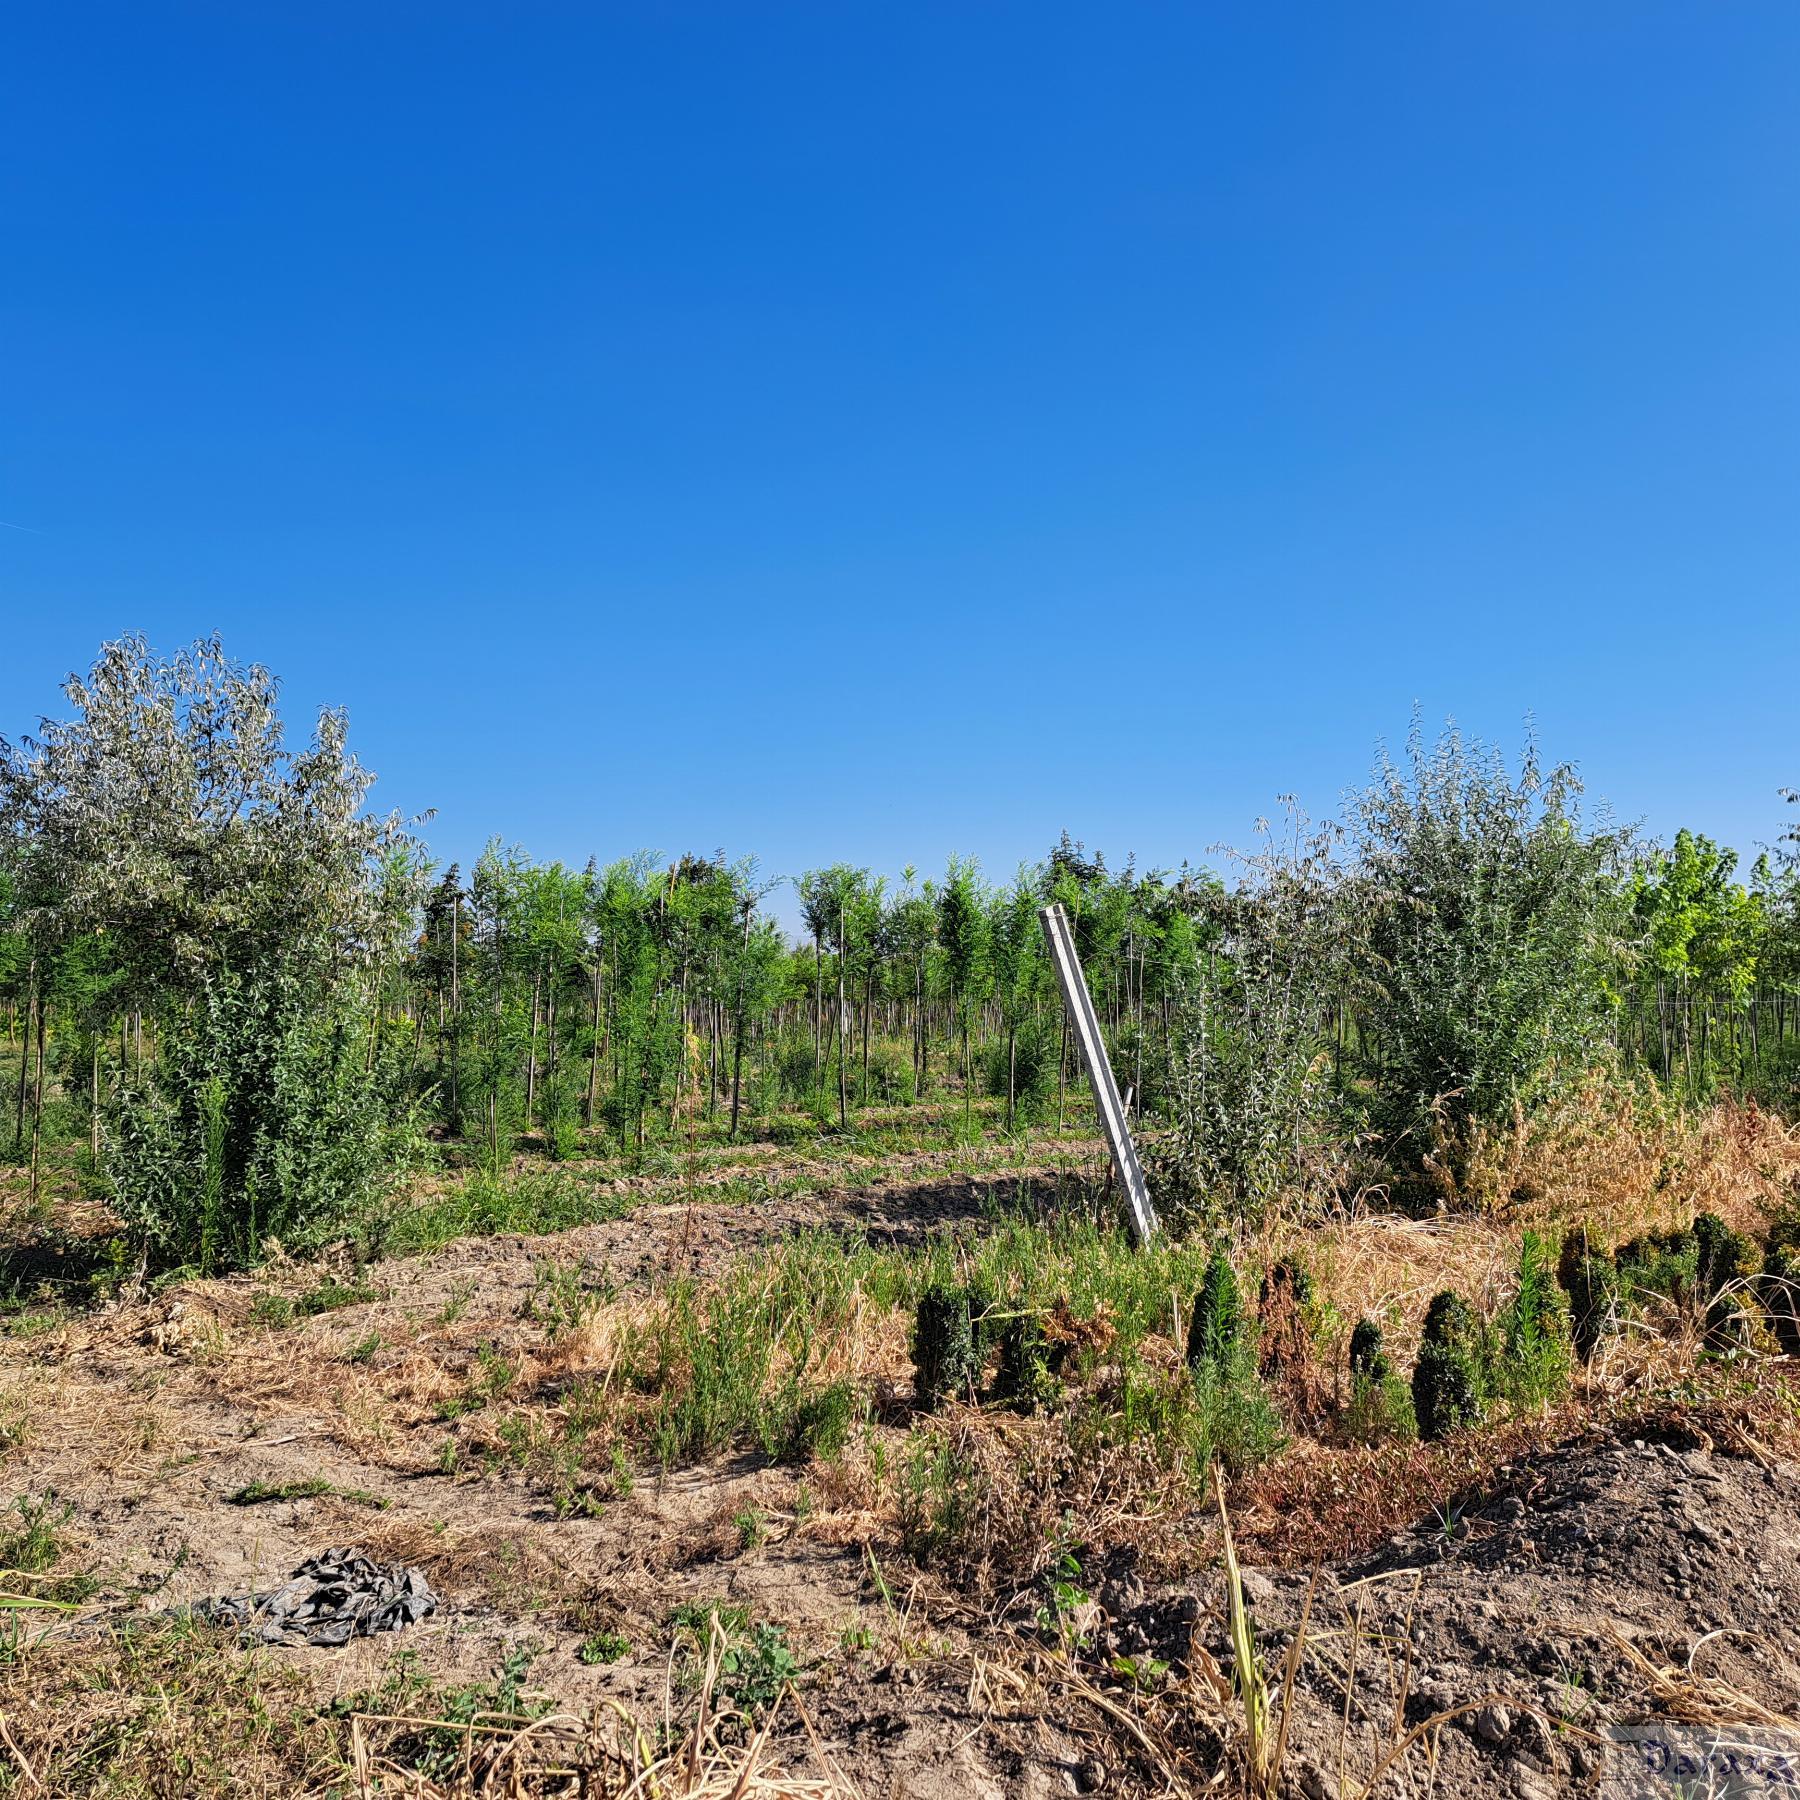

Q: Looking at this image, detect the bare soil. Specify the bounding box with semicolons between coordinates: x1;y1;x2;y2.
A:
5;1148;1800;1796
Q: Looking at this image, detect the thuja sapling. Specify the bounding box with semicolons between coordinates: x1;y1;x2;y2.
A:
1186;1247;1247;1380
912;1278;995;1410
1557;1231;1619;1363
1691;1211;1761;1343
1761;1244;1800;1356
1412;1289;1485;1441
1348;1318;1389;1384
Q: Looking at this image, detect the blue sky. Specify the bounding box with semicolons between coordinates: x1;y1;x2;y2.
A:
4;2;1797;918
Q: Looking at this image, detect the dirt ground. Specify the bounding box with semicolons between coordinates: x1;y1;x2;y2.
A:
5;1143;1800;1797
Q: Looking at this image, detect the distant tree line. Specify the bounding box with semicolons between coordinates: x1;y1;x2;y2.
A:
3;639;1798;1268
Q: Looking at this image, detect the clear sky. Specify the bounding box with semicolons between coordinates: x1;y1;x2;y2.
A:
3;3;1797;918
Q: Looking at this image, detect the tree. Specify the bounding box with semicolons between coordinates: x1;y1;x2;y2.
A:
1345;724;1626;1167
1149;806;1348;1224
936;857;991;1121
0;636;424;1268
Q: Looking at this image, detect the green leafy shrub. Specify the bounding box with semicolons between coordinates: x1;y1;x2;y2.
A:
1345;727;1626;1174
576;1629;630;1665
1149;810;1347;1226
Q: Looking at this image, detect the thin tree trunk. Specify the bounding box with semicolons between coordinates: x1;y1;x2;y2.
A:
836;908;849;1130
11;961;33;1155
585;958;603;1128
526;965;542;1126
30;995;47;1202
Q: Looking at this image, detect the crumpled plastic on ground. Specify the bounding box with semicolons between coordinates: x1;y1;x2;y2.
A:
183;1548;439;1647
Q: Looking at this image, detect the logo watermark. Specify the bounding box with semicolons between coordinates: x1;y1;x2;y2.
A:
1598;1725;1800;1796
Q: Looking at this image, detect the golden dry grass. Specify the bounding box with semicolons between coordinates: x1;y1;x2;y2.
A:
1431;1081;1800;1239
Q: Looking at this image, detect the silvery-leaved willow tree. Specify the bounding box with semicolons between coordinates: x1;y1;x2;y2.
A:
0;635;427;1272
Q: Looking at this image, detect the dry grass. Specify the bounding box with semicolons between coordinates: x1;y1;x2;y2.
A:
1230;1409;1577;1565
1432;1080;1800;1239
1301;1214;1517;1369
8;1094;1800;1798
344;1618;862;1798
0;1614;862;1799
1604;1625;1800;1731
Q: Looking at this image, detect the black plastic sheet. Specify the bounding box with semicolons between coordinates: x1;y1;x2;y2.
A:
185;1548;439;1647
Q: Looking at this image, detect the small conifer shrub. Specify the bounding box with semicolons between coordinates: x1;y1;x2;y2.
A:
1412;1288;1484;1441
1689;1212;1761;1344
1348;1317;1389;1384
1412;1341;1481;1442
1186;1247;1246;1378
1420;1289;1481;1358
1618;1229;1699;1309
1342;1315;1415;1442
1761;1244;1800;1357
912;1280;991;1409
1557;1232;1619;1362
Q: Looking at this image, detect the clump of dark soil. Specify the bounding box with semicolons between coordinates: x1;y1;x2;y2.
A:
1092;1428;1800;1796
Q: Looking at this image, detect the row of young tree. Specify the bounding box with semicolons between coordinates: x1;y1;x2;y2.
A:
3;639;1799;1269
399;835;1215;1158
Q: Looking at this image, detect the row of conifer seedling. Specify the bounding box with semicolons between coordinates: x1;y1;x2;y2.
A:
906;1208;1800;1444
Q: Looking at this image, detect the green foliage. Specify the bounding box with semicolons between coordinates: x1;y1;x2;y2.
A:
1412;1341;1482;1441
1496;1231;1572;1408
1420;1289;1481;1359
1556;1232;1618;1363
1342;1316;1416;1441
295;1278;377;1316
1688;1212;1761;1344
1346;725;1627;1170
0;637;428;1268
375;1168;630;1258
911;1279;992;1410
0;1490;74;1575
668;1601;799;1718
1625;831;1771;1097
1185;1247;1247;1378
1412;1289;1485;1440
995;1310;1058;1414
1150;810;1345;1225
249;1292;295;1329
1348;1317;1389;1384
617;1238;881;1466
1761;1244;1800;1356
575;1629;630;1665
227;1478;387;1509
896;1429;986;1564
340;1648;547;1782
777;1380;860;1462
1617;1228;1699;1308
